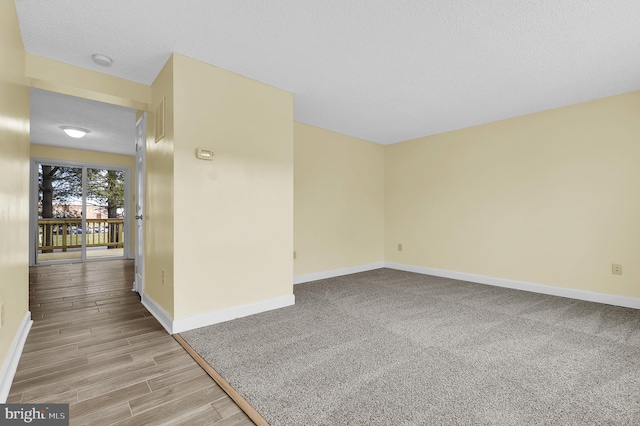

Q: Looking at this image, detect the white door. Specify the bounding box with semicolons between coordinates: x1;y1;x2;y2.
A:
134;113;146;293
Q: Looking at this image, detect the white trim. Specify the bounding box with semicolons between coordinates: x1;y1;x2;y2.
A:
133;113;146;292
385;262;640;309
141;293;174;335
29;161;39;266
294;262;385;285
173;294;295;334
0;312;33;403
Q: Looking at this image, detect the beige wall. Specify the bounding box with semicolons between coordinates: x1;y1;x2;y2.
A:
294;123;384;275
30;144;137;256
172;53;294;318
21;50;296;322
4;11;637;341
146;56;175;316
0;0;30;371
385;91;640;298
25;54;151;111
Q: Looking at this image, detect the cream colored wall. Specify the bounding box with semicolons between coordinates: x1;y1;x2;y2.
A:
12;16;638;331
0;0;30;370
146;56;175;316
294;123;384;275
30;144;137;256
172;53;293;319
25;54;151;111
385;91;640;298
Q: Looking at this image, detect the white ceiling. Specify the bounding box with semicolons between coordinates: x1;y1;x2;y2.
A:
16;0;640;144
30;89;137;156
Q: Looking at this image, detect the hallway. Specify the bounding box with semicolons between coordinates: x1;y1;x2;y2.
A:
7;259;252;425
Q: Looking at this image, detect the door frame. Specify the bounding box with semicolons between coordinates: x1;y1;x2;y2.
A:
29;157;131;266
133;113;146;294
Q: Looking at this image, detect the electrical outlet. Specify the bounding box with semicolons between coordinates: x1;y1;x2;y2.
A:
293;251;297;260
0;302;4;328
612;263;622;275
398;243;403;252
162;269;165;284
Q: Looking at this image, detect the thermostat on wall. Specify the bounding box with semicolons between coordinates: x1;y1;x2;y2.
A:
196;148;215;160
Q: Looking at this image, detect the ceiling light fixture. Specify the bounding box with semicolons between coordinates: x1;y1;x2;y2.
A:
60;126;90;138
92;53;113;67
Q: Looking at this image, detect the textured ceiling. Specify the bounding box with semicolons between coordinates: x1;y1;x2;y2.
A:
30;89;137;156
15;0;640;144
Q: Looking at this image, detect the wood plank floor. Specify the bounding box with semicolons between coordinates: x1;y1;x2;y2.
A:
8;259;254;426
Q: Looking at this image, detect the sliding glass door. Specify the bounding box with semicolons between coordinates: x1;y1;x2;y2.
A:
34;160;129;264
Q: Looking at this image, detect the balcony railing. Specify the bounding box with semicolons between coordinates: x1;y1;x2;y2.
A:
38;218;124;252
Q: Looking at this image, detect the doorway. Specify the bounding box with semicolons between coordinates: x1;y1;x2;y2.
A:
32;160;130;264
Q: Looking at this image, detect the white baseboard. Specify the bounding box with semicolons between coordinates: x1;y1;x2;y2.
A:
143;292;297;335
0;311;33;403
294;262;385;285
385;262;640;309
142;293;174;335
173;294;295;334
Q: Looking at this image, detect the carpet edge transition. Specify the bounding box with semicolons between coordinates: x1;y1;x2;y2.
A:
173;334;269;426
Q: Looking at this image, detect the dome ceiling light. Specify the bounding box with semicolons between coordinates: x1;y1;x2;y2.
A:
91;53;113;67
60;126;89;138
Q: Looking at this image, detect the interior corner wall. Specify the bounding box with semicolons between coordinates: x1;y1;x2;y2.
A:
0;0;30;374
294;122;384;276
29;144;137;257
385;91;640;298
172;53;294;319
146;55;175;317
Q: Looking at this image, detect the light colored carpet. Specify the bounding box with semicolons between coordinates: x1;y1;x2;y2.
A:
180;269;640;425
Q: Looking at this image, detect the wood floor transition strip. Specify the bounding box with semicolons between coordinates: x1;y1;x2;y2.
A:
173;334;269;426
